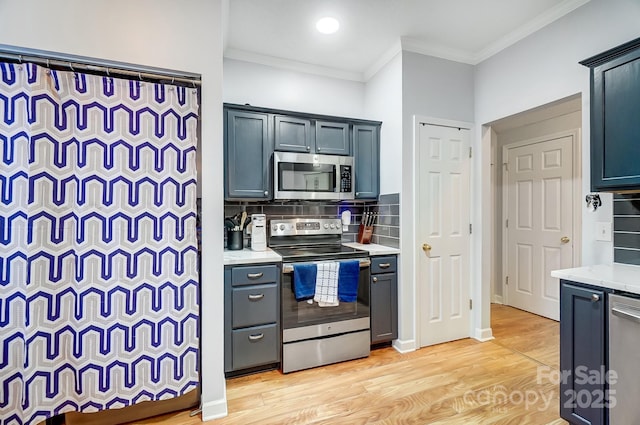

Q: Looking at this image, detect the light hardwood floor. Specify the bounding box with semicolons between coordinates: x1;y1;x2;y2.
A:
126;304;566;425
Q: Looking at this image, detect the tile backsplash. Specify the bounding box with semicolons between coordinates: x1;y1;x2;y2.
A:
613;194;640;265
224;192;400;249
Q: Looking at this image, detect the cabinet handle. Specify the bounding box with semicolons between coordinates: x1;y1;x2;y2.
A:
248;293;264;301
356;192;360;196
306;146;311;151
264;190;268;196
317;147;321;151
378;263;391;269
591;294;600;302
372;277;378;283
248;333;264;341
247;272;264;279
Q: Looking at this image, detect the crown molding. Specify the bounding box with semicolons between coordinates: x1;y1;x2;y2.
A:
363;39;402;81
473;0;591;64
400;36;476;65
224;48;365;82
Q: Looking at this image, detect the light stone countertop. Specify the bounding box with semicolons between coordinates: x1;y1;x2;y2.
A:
223;248;282;265
343;242;401;256
551;263;640;295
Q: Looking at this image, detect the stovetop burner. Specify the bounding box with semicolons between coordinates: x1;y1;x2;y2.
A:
272;244;368;262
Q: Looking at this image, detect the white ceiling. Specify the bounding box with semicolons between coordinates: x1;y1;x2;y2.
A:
224;0;590;82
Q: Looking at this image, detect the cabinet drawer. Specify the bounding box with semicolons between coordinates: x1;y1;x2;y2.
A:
231;265;278;286
371;256;397;274
232;324;279;370
232;283;278;328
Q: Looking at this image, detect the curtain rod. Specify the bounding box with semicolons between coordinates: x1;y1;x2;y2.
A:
0;44;201;86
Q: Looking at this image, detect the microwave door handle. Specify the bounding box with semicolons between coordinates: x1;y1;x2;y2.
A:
334;165;338;192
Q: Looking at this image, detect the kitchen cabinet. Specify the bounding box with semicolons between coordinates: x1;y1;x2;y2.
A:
354;124;380;199
370;255;398;344
315;121;350;155
224;108;272;200
581;37;640;192
224;263;281;374
274;115;313;153
559;280;609;425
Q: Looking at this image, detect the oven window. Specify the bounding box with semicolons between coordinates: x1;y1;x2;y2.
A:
278;162;336;192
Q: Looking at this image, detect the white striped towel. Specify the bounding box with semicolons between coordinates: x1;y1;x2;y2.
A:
314;262;340;306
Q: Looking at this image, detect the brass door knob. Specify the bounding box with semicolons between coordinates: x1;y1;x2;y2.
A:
560;236;570;244
422;243;432;252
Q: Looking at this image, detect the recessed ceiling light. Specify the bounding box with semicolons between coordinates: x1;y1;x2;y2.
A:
316;17;339;34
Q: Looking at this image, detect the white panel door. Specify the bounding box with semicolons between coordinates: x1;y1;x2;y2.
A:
505;135;574;320
418;123;471;347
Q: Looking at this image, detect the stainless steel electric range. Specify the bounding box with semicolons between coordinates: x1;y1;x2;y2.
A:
269;217;371;373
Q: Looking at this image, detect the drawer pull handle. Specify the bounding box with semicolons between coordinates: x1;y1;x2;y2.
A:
592;294;600;302
378;263;391;269
247;272;264;279
372;277;378;283
248;333;264;341
248;293;264;301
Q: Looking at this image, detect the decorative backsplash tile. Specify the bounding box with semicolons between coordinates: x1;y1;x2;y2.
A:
613;194;640;266
224;192;400;249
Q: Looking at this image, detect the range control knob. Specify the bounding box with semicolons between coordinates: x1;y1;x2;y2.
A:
324;223;329;229
279;224;285;231
330;223;336;229
272;225;278;231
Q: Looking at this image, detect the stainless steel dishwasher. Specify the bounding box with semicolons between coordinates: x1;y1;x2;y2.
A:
609;293;640;424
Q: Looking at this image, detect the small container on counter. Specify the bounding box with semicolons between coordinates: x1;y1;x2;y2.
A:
226;229;243;250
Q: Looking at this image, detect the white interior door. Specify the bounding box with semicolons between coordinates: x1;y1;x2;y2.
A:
418;123;471;347
504;135;574;320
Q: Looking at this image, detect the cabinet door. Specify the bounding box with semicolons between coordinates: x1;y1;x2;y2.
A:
354;124;380;199
370;272;398;344
316;121;350;155
274;115;313;153
560;281;607;425
225;110;271;199
591;46;640;191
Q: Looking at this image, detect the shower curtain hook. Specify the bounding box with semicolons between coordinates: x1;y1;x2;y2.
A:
171;76;175;85
138;72;142;81
106;68;110;76
18;55;23;64
46;58;50;68
69;62;74;72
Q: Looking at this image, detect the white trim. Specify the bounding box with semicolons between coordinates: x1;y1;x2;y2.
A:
202;397;228;422
364;40;402;82
473;328;495;342
223;48;365;82
392;338;417;354
493;295;504;304
413;115;475;349
401;36;474;65
501;129;582;308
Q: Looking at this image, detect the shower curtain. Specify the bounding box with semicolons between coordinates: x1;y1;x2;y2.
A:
0;62;199;425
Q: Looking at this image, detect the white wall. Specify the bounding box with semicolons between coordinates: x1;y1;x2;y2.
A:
400;51;475;348
474;0;640;334
364;52;403;195
0;0;228;420
223;58;366;117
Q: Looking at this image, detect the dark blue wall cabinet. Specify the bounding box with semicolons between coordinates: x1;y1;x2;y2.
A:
581;37;640;192
316;121;350;155
274;115;312;153
560;280;609;425
224;108;272;200
354;124;380;199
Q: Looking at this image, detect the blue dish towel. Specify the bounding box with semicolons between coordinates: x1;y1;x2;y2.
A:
293;263;317;301
338;260;360;302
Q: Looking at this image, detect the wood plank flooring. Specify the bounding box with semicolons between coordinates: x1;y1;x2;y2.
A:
124;304;566;425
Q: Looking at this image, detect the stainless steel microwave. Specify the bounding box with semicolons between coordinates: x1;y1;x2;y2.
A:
273;152;354;200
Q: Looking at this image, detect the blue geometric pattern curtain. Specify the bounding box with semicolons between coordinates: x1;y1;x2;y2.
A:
0;62;199;425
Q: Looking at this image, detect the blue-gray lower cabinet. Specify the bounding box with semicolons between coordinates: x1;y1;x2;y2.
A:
559;280;610;425
224;108;272;200
224;263;281;375
354;124;380;200
370;255;398;344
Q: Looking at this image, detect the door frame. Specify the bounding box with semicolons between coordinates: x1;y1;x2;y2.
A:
413;115;476;347
501;129;582;306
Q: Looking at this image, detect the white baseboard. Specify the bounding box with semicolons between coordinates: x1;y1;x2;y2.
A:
392;338;417;353
201;397;228;422
473;328;494;342
493;295;504;304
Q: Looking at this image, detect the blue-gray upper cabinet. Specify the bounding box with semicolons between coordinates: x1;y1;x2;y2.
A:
315;121;350;155
224;108;272;200
354;124;380;199
274;115;313;153
581;37;640;192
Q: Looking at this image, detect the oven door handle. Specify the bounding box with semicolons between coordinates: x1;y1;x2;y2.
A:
282;259;371;274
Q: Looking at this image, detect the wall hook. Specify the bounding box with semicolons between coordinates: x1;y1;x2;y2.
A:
585;194;602;212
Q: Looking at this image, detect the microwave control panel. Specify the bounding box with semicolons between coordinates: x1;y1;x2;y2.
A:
340;165;352;193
